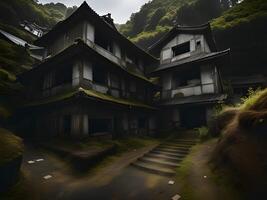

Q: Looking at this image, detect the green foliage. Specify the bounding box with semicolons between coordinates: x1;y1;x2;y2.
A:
0;128;24;166
120;0;197;38
211;0;267;30
239;87;265;110
0;39;34;74
197;126;210;141
0;39;32;96
120;0;224;48
0;0;65;28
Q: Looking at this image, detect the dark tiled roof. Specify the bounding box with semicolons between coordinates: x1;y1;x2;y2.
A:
19;41;157;86
34;1;157;62
159;94;227;106
26;87;157;110
151;49;230;74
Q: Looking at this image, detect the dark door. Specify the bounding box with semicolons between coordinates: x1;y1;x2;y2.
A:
180;106;206;128
89;119;111;135
63;115;71;136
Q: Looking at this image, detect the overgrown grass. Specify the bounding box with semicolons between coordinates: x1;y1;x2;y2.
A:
176;140;243;200
0;128;24;166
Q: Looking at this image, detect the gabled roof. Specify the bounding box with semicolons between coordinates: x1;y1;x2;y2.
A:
150;49;230;75
148;23;217;56
34;1;157;62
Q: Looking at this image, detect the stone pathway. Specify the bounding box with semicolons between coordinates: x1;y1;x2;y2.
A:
132;138;199;176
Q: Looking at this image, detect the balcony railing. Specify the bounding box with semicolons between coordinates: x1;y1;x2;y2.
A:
85;39;144;77
161;83;215;100
32;78;149;104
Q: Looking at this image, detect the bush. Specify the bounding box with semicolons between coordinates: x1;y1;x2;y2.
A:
197;126;209;141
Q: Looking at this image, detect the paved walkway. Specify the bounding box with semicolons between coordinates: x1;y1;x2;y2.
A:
22;134;199;200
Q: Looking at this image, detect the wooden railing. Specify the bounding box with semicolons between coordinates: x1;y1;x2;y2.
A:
161;83;216;100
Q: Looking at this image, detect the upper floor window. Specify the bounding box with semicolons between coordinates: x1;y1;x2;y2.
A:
93;66;107;85
172;41;190;57
196;40;201;50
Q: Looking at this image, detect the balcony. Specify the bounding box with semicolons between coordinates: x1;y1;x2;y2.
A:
84;39;145;79
161;83;215;100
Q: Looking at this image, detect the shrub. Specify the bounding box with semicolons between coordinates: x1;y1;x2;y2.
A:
197;126;209;141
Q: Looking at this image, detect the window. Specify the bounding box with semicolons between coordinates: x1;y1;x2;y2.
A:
172;41;190;57
196;40;201;50
93;66;107;85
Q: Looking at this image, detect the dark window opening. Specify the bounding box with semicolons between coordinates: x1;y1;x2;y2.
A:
93;66;107;85
63;115;71;136
196;40;201;49
55;66;72;86
138;118;146;129
172;41;190;57
89;119;111;134
172;68;201;88
95;31;112;52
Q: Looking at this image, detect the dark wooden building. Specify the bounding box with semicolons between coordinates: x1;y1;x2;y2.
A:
148;24;230;129
18;2;230;138
19;2;158;139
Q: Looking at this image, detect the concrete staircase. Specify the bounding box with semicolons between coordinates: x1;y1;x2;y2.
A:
132;137;199;176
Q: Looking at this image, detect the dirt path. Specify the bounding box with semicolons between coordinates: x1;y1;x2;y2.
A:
176;139;242;200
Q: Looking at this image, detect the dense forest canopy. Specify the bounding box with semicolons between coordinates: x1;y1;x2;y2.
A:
119;0;240;48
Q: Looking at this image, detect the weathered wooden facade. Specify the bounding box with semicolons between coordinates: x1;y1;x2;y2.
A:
19;2;158;139
19;2;230;138
149;24;230;129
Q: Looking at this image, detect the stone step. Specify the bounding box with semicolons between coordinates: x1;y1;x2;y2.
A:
170;139;199;143
151;150;188;157
163;142;195;147
164;141;196;146
132;161;176;176
157;146;191;152
155;147;189;154
145;152;184;162
139;157;180;168
164;140;197;146
159;145;192;151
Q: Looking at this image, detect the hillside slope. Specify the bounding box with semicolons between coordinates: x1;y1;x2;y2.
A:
0;0;75;121
211;0;267;77
120;0;226;48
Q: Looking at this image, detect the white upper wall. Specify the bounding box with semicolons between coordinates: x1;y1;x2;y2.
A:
160;33;211;64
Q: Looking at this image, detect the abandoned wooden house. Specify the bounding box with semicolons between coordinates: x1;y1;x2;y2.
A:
18;2;230;138
148;24;230;129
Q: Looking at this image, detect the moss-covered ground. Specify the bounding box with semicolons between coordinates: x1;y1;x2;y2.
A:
0;128;24;166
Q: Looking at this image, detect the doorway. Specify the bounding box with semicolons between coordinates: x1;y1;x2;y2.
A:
180;106;207;128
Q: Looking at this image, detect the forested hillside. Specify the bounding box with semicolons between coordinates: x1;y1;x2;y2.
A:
0;0;77;41
120;0;267;80
212;0;267;76
0;0;76;121
120;0;239;48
